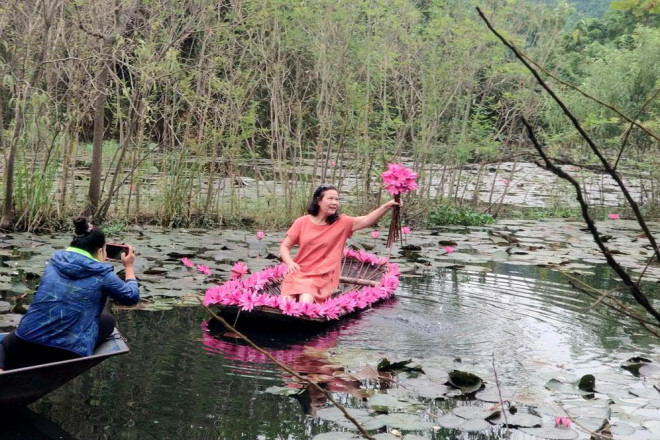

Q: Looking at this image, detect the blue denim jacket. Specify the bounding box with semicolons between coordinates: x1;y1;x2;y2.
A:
15;249;139;356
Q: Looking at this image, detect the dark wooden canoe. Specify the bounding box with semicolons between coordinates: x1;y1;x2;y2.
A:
0;329;129;408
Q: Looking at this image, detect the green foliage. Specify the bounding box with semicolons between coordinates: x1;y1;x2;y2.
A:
0;0;657;230
502;206;581;220
428;204;495;227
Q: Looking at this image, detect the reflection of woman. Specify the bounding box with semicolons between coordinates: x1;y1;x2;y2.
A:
279;184;399;304
0;217;139;372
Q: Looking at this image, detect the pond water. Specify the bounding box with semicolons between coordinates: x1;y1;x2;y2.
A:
2;254;658;439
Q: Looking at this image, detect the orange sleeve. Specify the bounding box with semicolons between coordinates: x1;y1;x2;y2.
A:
286;216;304;245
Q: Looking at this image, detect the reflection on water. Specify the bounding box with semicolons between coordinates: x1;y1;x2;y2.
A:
17;262;659;439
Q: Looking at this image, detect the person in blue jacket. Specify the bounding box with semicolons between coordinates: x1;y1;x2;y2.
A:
0;216;139;372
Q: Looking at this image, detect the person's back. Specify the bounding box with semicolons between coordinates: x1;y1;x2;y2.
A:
0;216;139;372
16;249;139;357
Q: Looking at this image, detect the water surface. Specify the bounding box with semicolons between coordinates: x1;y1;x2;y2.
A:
5;261;657;440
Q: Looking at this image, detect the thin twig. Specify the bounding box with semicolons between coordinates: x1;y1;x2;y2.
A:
491;354;509;429
201;302;376;440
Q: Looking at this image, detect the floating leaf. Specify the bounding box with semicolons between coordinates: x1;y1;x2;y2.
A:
375;413;435;431
264;386;300;396
377;358;424;373
447;370;484;394
312;432;359;440
545;378;592;396
435;413;465;429
316;407;370;423
475;387;515;403
519;426;579;439
457;418;495;432
577;374;595;392
503;413;542;428
368;393;415;412
452;405;498;421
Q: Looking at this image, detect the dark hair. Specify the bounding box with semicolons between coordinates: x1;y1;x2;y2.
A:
70;216;106;254
307;184;339;224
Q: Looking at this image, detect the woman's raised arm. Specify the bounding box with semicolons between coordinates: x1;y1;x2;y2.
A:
352;199;400;232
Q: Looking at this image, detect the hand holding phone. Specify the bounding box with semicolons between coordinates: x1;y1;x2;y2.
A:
106;243;130;261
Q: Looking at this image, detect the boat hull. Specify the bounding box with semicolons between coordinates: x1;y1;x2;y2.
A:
0;330;129;408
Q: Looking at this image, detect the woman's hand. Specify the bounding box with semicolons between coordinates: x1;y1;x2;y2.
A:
383;199;402;210
120;245;136;268
287;262;301;274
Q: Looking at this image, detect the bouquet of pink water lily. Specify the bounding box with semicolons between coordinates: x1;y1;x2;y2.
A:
203;248;399;320
381;163;418;248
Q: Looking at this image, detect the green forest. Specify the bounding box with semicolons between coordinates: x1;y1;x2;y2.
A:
0;0;658;231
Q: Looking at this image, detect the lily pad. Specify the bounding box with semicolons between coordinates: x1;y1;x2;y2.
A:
609;422;636;436
502;413;542;428
316;407;370;424
312;432;359;440
264;386;300;396
377;358;424;373
642;420;660;436
435;413;466;429
368;393;415;412
518;426;579;439
475;387;515;403
375;413;435;431
334;416;386;431
452;405;499;421
457;418;495;432
372;434;399;440
545;378;593;396
447;370;484;394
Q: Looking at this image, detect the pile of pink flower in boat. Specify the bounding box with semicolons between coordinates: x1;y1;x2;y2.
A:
203;248;399;320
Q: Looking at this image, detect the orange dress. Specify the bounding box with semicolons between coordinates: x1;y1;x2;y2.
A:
280;214;354;302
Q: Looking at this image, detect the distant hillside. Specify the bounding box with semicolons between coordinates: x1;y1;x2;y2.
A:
531;0;612;17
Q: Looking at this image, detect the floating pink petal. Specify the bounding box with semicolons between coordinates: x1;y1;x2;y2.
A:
608;213;620;220
444;246;455;254
196;264;212;275
256;231;265;240
371;230;380;239
181;257;195;268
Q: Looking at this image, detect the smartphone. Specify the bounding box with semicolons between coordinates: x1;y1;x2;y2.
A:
106;243;130;261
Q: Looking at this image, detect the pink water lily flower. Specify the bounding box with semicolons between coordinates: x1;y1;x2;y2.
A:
555;416;571;428
256;231;266;240
401;226;411;235
231;262;249;280
371;230;380;239
330;161;336;167
381;163;418;196
608;213;620;220
181;257;195;268
196;264;212;275
444;245;455;254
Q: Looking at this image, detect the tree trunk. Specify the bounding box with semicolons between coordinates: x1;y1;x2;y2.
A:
87;61;110;217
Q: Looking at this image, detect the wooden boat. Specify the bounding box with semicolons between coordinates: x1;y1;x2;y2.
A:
0;329;129;408
204;248;400;329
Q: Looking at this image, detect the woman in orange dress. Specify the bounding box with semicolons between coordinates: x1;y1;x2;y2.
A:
279;184;400;304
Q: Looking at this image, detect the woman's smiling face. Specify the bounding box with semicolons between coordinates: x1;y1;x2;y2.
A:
318;189;339;217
